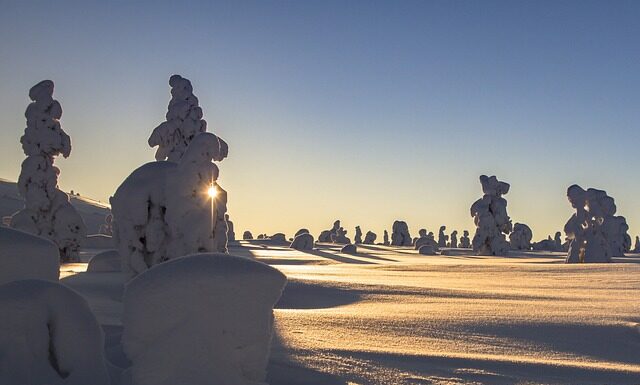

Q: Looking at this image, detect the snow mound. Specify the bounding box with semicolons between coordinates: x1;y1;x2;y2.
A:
341;244;357;254
0;226;59;285
84;234;113;249
0;279;110;385
290;233;314;251
87;250;120;273
418;245;437;255
121;253;286;385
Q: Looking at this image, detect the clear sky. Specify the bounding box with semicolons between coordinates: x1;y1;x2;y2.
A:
1;0;639;241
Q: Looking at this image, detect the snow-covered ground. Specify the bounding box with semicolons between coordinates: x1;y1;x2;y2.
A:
61;242;640;385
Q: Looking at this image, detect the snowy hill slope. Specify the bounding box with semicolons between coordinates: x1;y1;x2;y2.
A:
0;178;110;234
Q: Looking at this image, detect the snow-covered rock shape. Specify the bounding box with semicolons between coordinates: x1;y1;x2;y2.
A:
564;185;630;263
341;244;357;254
243;231;253;240
225;214;235;242
363;231;377;244
470;175;512;256
450;230;458;248
438;226;448;248
290;233;314;251
10;80;86;262
391;221;412;246
111;132;228;278
318;220;340;242
87;250;120;273
354;226;363;244
634;236;640;253
0;227;59;285
459;230;471;248
0;279;110;385
122;253;286;385
510;223;533;250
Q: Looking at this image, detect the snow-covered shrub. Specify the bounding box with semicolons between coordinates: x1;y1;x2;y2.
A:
87;250;120;273
121;253;286;385
363;231;377;244
470;175;512;255
354;226;363;244
243;231;253;240
510;223;533;250
0;227;59;285
10;80;86;262
564;185;631;263
290;233;314;251
0;279;110;385
418;245;436;255
318;220;340;242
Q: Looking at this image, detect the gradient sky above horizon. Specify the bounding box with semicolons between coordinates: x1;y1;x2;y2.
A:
1;0;639;240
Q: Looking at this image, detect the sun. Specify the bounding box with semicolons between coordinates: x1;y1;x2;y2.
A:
207;185;218;198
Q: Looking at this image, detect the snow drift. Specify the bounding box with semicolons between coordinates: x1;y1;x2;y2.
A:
0;279;110;385
121;253;286;385
0;226;59;285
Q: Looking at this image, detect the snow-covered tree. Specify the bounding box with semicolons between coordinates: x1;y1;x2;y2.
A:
10;80;86;262
112;75;229;277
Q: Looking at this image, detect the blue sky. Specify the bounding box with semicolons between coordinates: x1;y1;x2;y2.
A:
1;0;639;239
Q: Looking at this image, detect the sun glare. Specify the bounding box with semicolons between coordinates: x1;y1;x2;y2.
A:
207;185;218;198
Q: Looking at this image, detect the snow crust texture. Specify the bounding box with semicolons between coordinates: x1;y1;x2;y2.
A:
0;279;110;385
470;175;512;256
121;253;286;385
10;80;86;262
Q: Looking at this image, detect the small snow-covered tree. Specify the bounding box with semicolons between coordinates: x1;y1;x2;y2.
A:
112;75;230;277
10;80;86;262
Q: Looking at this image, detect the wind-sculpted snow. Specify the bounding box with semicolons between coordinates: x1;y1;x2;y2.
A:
10;80;86;262
60;243;640;384
0;279;110;385
0;227;59;285
564;185;631;263
121;253;286;385
111;132;228;278
470;175;512;256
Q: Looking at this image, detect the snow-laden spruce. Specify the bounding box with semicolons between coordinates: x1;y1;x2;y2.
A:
121;253;286;385
564;185;631;263
0;227;59;285
111;132;228;278
10;80;86;262
0;279;110;385
148;74;214;162
470;175;512;256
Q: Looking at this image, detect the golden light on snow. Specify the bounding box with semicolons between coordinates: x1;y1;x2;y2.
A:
207;185;218;198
